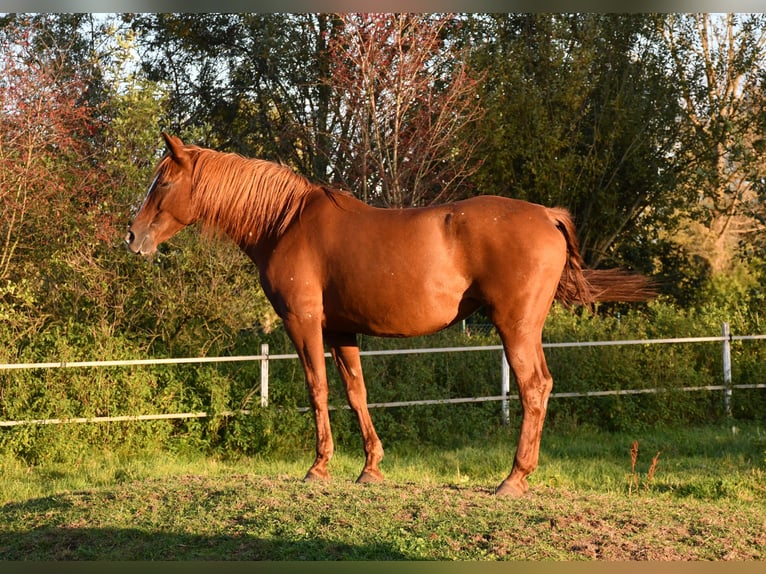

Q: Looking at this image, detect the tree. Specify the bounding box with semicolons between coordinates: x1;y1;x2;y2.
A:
0;16;278;358
126;13;338;181
658;13;766;275
100;23;169;205
326;13;485;207
128;13;485;207
0;17;120;348
0;20;103;282
88;21;280;352
469;14;685;272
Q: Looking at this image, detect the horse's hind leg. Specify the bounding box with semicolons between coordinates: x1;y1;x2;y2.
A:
327;333;384;483
494;325;553;497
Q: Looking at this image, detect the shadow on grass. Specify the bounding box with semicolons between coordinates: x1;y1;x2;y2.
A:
0;525;406;560
0;496;407;561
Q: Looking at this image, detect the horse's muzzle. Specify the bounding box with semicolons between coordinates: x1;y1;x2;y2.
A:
124;228;153;255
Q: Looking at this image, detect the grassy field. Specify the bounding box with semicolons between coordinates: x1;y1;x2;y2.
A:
0;422;764;561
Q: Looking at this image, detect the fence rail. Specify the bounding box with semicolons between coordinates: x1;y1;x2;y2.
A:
1;323;765;428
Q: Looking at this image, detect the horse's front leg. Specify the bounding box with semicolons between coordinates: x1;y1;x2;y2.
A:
327;333;384;484
284;316;334;481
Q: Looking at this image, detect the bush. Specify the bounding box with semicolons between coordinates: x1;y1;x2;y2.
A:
2;294;765;465
541;303;726;432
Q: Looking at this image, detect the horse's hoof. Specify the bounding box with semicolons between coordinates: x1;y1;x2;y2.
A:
304;469;330;482
494;479;527;497
356;469;384;484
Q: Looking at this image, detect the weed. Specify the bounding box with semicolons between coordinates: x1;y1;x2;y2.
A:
646;450;661;490
629;440;639;494
627;440;661;495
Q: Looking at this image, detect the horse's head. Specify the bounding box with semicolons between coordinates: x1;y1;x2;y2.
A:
125;133;198;256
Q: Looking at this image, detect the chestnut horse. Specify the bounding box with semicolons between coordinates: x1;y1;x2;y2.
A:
126;133;653;496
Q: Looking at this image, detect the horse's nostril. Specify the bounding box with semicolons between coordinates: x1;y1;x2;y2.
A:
125;230;135;245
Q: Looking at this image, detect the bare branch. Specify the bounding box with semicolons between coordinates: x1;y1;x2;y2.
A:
327;13;485;207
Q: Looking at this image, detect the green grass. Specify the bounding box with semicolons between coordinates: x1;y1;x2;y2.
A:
0;422;764;560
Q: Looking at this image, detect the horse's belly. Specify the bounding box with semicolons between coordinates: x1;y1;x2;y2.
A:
323;274;476;337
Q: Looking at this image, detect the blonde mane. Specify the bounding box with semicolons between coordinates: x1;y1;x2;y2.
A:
160;146;316;244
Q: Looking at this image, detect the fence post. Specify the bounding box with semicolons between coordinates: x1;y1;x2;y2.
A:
260;343;269;407
722;322;732;418
501;352;510;425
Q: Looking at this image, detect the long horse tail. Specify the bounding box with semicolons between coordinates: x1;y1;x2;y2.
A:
547;207;656;309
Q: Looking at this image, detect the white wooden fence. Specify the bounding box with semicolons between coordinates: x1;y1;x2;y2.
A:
1;322;765;428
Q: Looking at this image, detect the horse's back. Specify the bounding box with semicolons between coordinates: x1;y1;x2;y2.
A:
301;190;569;289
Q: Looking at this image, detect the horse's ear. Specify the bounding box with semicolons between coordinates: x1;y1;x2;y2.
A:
161;132;190;166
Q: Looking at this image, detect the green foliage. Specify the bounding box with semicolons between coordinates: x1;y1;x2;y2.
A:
542;304;714;432
6;299;765;467
468;14;684;272
543;299;766;431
